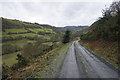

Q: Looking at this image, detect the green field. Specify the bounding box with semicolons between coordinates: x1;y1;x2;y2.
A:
2;52;21;66
28;28;54;33
4;33;41;37
42;42;61;46
3;39;36;48
42;42;53;46
5;28;28;33
3;32;51;40
3;28;55;34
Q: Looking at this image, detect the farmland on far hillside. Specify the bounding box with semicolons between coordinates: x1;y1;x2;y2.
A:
2;18;63;67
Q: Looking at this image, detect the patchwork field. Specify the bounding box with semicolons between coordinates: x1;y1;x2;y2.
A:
2;18;61;68
3;39;36;48
5;28;28;33
2;52;20;66
28;28;55;33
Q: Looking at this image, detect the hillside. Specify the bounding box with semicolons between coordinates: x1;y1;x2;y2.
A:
2;17;64;67
2;18;62;42
2;17;86;67
80;1;120;69
57;26;88;32
2;17;81;79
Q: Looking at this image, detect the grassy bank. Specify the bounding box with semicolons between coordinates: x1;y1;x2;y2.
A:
79;40;119;69
32;41;72;78
2;52;21;67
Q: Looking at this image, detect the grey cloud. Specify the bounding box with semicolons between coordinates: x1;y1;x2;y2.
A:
0;1;113;27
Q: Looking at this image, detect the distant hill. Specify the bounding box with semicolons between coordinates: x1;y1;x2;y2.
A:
2;18;55;30
57;26;88;32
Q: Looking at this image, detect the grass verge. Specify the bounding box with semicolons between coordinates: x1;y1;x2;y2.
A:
79;40;119;69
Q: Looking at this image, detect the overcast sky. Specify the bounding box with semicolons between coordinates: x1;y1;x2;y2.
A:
0;0;113;27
